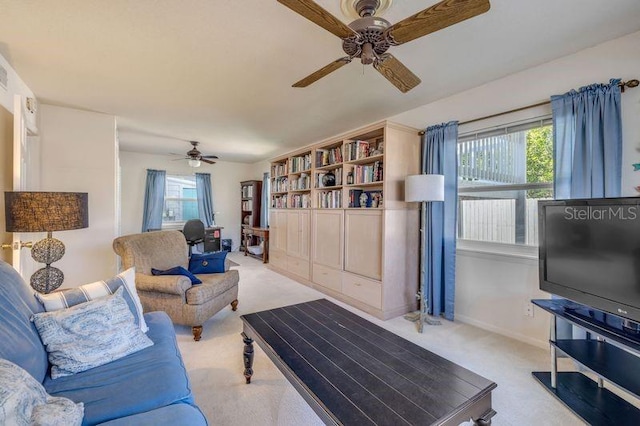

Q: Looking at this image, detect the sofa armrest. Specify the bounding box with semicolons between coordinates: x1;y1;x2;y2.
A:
135;273;192;296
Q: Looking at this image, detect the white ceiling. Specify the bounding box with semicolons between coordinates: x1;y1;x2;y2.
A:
1;0;640;163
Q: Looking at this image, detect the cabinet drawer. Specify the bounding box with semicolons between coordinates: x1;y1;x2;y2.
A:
287;256;310;279
312;263;342;292
270;249;287;269
342;274;382;309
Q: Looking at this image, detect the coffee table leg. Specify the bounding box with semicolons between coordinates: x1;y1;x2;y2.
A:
242;332;254;384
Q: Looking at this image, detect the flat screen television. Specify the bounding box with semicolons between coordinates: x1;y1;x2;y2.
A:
539;197;640;325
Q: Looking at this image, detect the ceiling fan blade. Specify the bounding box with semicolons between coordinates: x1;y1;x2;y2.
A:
201;155;219;159
201;159;216;165
386;0;490;45
373;54;421;93
293;57;351;88
277;0;358;39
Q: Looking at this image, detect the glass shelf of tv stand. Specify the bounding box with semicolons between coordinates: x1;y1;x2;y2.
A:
531;298;640;424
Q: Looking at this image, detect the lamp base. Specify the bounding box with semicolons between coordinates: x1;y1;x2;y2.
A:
31;266;64;294
403;310;442;328
31;236;65;264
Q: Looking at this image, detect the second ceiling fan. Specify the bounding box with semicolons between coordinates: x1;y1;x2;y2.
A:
278;0;491;93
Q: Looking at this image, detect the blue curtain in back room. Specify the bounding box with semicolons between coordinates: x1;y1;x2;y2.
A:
195;173;214;227
423;121;458;321
142;169;166;232
551;78;623;338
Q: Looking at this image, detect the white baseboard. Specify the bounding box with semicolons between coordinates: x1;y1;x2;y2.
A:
456;314;548;350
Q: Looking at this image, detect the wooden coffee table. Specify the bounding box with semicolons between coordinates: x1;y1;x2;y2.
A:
240;299;497;425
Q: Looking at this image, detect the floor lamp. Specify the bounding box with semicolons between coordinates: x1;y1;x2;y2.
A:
405;174;445;333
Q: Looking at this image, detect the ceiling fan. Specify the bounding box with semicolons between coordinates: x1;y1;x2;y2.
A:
278;0;491;93
172;141;218;167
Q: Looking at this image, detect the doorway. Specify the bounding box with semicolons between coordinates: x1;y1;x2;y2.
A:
0;105;12;263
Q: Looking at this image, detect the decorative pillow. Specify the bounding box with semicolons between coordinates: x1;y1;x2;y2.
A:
35;267;148;333
31;287;154;379
151;266;202;284
188;251;228;274
0;358;83;425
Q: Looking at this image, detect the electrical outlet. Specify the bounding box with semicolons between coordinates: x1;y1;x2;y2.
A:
524;302;535;317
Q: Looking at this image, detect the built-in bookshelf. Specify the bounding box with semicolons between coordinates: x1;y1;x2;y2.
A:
269;129;388;210
267;121;420;321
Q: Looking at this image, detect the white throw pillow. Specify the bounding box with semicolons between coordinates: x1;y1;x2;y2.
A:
32;287;154;379
36;267;148;332
0;358;83;426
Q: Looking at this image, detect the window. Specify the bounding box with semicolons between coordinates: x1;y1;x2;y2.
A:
457;119;553;246
162;175;199;226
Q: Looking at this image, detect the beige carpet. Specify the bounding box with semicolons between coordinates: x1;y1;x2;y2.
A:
174;252;586;426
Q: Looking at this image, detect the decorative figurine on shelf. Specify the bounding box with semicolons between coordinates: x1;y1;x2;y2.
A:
359;193;368;208
322;171;335;187
346;171;354;185
371;193;381;208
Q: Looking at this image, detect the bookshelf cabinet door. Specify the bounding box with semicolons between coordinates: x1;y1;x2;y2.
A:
313;210;344;269
272;210;288;252
344;210;382;280
299;210;310;260
286;211;310;260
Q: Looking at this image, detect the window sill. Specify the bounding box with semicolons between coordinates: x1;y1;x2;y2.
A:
161;223;185;231
456;239;538;261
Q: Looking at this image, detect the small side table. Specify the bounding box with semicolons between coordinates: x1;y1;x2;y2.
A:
242;227;269;263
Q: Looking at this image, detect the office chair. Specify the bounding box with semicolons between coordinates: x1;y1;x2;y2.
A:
183;219;205;256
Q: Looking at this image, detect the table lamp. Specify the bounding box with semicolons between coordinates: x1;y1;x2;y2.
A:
4;191;89;293
405;174;445;332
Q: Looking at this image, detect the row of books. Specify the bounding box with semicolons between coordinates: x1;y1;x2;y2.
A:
271;162;288;177
241;185;253;198
272;176;288;193
343;139;383;162
241;200;252;211
317;190;342;208
289;154;312;173
315;146;343;167
353;161;383;184
271;195;287;209
315;169;342;188
290;173;310;191
290;193;311;208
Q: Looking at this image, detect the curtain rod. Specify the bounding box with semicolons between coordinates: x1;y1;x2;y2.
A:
418;79;639;136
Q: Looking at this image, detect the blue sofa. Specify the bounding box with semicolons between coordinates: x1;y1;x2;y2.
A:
0;261;207;425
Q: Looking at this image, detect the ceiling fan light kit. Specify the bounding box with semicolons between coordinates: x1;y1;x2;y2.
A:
278;0;491;92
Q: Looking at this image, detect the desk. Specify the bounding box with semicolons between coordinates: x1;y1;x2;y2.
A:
242;226;269;263
241;299;497;425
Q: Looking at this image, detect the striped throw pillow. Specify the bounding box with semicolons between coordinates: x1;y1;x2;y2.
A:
35;267;148;333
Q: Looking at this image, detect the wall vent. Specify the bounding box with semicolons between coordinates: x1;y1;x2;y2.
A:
0;64;7;91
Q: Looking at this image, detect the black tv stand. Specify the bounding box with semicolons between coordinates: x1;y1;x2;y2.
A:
532;299;640;425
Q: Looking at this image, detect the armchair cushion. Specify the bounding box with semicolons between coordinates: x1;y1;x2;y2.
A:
186;269;240;305
152;266;202;285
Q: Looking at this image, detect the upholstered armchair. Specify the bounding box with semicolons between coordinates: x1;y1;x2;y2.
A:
113;231;239;341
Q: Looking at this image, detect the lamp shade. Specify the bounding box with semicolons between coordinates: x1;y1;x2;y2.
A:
405;174;445;202
4;192;89;232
